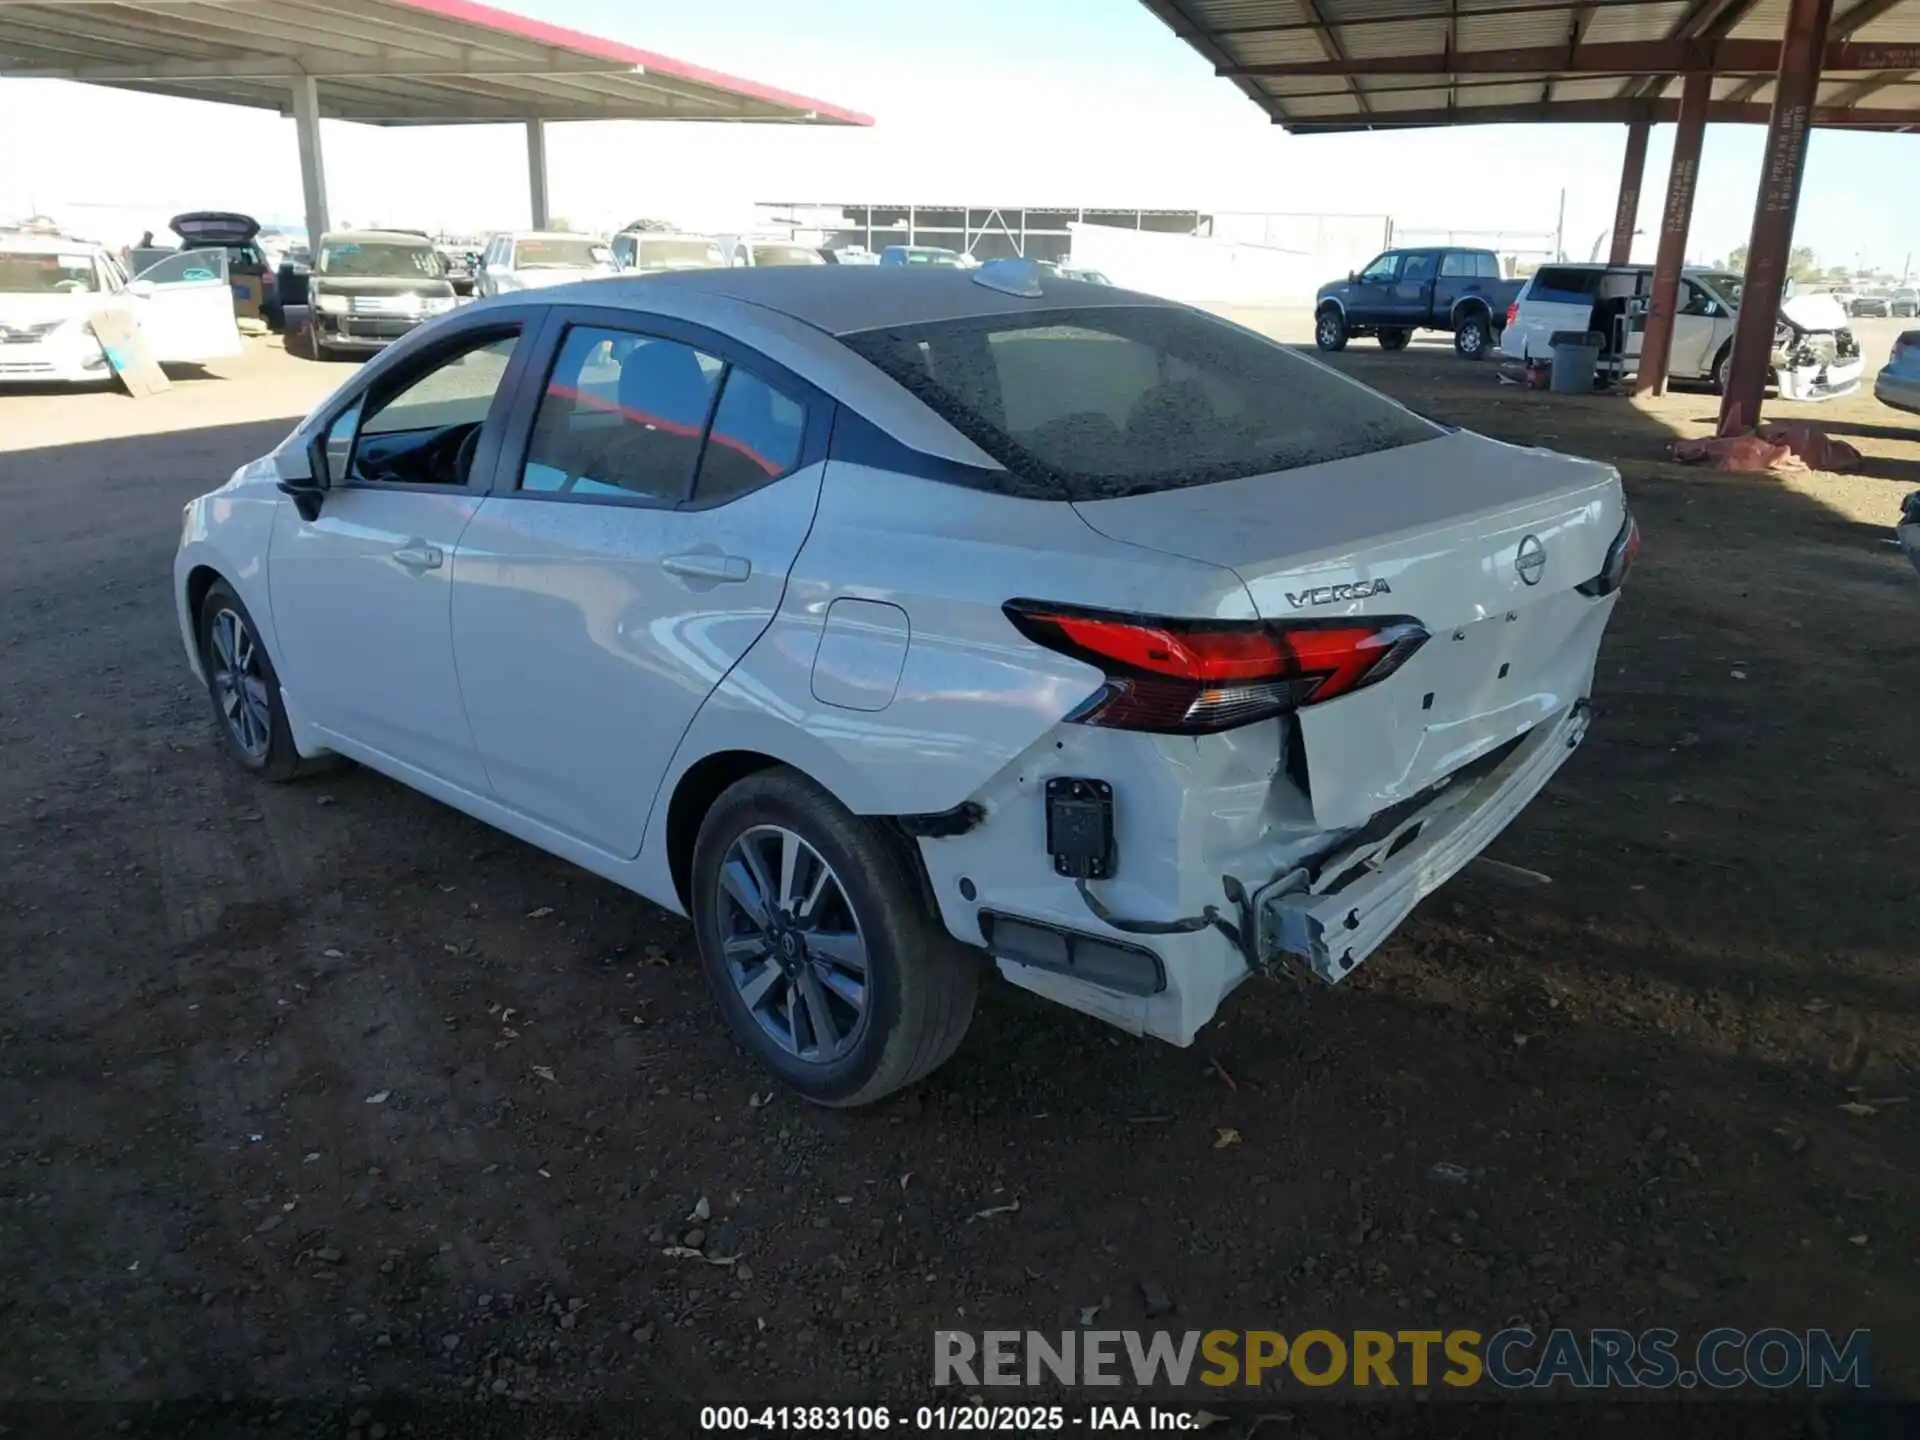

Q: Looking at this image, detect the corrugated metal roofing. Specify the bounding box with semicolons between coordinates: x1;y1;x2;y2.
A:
0;0;870;126
1140;0;1920;130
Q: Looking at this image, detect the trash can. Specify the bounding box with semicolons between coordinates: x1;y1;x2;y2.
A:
281;305;316;360
1548;330;1604;394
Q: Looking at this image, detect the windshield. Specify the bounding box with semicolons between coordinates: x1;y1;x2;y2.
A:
0;252;98;294
751;244;825;267
515;238;612;269
318;242;444;278
639;239;723;267
840;304;1438;501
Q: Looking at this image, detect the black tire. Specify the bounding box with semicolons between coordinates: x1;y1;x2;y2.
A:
1314;306;1348;352
690;767;979;1107
1454;311;1492;360
1377;327;1412;352
1713;344;1733;395
195;580;326;782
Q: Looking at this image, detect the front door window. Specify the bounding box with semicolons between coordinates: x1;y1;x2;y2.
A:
342;331;521;488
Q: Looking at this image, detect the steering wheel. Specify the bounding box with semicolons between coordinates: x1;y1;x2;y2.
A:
452;425;482;485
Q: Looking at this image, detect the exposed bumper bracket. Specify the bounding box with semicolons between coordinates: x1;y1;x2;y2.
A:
1259;701;1591;984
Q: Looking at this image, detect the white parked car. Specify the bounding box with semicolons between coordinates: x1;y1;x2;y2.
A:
476;231;617;297
0;230;241;384
1502;263;1863;400
718;235;829;269
173;263;1634;1105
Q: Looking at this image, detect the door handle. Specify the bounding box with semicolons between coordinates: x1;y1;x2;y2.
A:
392;543;443;572
662;552;750;583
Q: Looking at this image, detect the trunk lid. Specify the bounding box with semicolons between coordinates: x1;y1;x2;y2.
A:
170;211;261;246
1072;429;1624;829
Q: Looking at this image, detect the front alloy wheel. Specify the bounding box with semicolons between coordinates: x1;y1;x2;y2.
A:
716;825;870;1064
1315;308;1348;352
207;607;272;761
196;578;324;782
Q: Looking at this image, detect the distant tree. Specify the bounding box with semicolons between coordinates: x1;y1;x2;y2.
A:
618;217;676;234
546;216;575;233
1787;245;1820;281
1724;243;1749;274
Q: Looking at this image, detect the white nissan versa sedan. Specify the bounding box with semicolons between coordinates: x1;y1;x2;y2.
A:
174;262;1636;1106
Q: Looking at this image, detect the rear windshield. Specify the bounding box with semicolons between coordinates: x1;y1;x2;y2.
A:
890;249;960;267
640;239;723;267
0;252;98;294
515;237;611;269
318;242;443;278
752;244;825;267
839;304;1439;500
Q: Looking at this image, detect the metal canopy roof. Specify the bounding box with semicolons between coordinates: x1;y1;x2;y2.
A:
1139;0;1920;131
0;0;873;126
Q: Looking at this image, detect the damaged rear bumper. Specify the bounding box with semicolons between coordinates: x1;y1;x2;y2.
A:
1258;699;1591;983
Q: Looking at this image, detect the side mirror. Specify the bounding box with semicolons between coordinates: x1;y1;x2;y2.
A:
277;435;329;522
278;402;358;522
126;279;155;298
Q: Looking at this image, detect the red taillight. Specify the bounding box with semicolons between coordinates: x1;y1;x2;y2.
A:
1004;602;1429;735
1505;300;1519;329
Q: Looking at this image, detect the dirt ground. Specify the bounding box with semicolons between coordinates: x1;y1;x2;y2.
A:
1;323;1917;1431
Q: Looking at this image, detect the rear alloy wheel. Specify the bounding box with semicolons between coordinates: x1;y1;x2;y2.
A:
1315;307;1348;352
196;580;323;782
1454;312;1491;360
1377;327;1412;352
691;768;978;1107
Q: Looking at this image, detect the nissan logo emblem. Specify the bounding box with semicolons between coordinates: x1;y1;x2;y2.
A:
1515;535;1547;586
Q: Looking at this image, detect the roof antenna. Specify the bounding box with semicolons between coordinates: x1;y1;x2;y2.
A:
971;257;1043;298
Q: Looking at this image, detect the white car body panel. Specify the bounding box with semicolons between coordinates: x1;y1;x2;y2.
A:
1;240;237;382
449;462;828;858
175;270;1630;1052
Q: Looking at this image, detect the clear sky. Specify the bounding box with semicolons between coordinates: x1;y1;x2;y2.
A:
1;0;1914;273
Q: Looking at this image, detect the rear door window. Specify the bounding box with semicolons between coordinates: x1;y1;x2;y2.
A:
1439;252;1474;278
693;368;808;506
840;305;1439;501
520;325;723;503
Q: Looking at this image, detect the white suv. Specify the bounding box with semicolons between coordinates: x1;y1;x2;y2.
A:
174;264;1633;1105
1503;263;1862;400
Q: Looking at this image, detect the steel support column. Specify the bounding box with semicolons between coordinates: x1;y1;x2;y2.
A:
525;118;550;229
1609;121;1651;264
291;74;330;249
1635;72;1711;396
1719;0;1834;431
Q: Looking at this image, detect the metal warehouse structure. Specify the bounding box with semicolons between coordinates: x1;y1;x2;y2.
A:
0;0;870;256
1141;0;1920;428
759;203;1220;263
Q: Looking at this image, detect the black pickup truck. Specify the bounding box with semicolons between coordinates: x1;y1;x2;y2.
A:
1314;246;1523;360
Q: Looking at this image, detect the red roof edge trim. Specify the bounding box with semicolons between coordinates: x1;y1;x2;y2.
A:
388;0;875;126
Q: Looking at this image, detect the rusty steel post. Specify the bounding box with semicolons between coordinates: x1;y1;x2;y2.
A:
1635;73;1711;397
1719;0;1836;432
1609;121;1651;264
